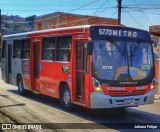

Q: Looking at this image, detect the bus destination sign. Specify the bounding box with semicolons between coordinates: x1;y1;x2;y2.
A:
90;26;151;41
99;29;138;38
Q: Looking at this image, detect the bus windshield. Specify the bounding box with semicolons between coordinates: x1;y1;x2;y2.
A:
92;40;154;82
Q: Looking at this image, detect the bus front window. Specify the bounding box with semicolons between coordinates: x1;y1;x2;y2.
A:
92;40;154;82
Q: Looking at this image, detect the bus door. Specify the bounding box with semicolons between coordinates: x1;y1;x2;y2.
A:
6;43;13;83
75;41;88;103
1;41;7;82
32;42;40;91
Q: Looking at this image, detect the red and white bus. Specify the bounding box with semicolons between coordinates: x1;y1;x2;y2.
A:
1;25;156;110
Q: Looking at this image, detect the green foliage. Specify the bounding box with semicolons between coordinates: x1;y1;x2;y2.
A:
10;23;21;29
20;26;28;31
9;22;29;32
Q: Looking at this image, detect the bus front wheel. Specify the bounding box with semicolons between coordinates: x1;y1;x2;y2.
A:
17;75;26;95
60;85;73;111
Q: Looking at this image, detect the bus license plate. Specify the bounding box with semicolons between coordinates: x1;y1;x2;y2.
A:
124;99;135;104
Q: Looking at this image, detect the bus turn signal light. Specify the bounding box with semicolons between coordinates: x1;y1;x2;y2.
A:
95;87;101;92
150;84;154;90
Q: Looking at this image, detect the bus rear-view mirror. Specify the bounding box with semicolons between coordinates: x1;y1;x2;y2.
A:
87;42;93;55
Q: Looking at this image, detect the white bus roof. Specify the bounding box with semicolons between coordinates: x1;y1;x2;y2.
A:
3;25;92;39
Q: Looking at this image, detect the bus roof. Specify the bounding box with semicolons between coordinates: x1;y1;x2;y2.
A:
3;25;92;39
3;24;149;39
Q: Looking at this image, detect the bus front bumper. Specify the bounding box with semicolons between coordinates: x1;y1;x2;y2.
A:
90;89;156;109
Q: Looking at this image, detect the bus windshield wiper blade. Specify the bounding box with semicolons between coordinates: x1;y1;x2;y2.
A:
125;43;133;81
130;46;133;66
107;39;125;55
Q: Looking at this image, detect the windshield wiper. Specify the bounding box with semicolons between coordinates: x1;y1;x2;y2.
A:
107;39;125;55
130;46;133;66
131;42;141;56
106;39;133;81
124;44;127;63
125;43;133;81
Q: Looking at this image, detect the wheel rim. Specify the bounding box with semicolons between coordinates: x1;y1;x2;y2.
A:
63;90;71;107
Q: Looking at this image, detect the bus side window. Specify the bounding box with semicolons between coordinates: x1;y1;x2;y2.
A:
56;36;72;62
21;39;30;59
2;40;6;58
13;40;21;59
42;37;55;61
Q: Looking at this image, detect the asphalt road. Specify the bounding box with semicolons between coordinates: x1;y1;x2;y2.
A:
0;68;160;132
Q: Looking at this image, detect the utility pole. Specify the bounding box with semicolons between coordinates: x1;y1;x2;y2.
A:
117;0;122;25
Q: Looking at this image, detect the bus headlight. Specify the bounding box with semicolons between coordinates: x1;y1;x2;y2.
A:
150;84;154;90
92;77;103;92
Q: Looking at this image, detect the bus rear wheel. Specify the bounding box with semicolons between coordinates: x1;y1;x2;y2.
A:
17;75;26;95
60;85;73;111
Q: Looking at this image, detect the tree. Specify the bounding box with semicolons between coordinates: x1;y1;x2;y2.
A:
20;26;28;32
25;15;36;30
25;15;36;22
10;22;21;32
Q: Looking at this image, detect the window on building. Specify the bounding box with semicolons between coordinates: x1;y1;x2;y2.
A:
56;36;72;62
42;37;56;61
2;40;6;58
21;39;30;59
13;40;21;58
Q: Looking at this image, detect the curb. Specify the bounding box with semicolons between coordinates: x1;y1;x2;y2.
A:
154;95;160;100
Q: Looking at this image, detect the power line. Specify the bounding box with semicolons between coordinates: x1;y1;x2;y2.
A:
123;4;160;7
3;6;160;12
1;0;102;26
2;0;112;27
2;9;118;27
0;3;103;7
126;11;146;28
2;0;158;30
92;0;110;15
123;7;160;10
69;0;100;12
27;0;101;23
134;0;152;25
143;11;160;15
2;6;116;12
109;11;117;17
1;3;160;7
3;10;118;30
93;7;116;16
124;10;160;15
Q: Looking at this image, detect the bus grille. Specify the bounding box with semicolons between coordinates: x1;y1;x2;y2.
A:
108;89;146;96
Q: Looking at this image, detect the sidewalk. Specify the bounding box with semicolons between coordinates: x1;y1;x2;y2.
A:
155;95;160;101
0;67;17;89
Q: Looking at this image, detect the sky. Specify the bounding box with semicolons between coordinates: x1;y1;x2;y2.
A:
0;0;160;31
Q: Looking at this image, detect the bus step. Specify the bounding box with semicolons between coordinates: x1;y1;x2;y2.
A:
33;90;40;94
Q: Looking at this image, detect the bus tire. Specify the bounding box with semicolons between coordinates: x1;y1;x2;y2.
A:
17;75;26;95
60;85;73;111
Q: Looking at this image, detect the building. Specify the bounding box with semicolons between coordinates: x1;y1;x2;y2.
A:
150;25;160;55
34;12;118;30
149;25;160;97
150;25;160;36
